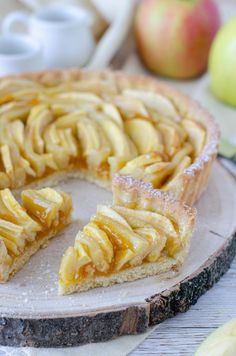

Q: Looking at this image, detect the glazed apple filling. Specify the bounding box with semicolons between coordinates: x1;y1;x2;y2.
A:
59;204;183;288
0;187;72;282
0;77;206;191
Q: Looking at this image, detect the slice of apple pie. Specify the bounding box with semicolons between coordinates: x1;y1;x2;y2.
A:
59;175;196;295
0;188;72;282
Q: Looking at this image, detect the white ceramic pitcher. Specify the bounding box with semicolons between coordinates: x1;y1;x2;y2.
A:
2;4;95;69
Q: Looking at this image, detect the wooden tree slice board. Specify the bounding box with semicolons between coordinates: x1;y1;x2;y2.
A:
0;161;236;348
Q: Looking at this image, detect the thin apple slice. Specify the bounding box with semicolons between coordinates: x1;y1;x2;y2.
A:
57;128;78;158
163;156;192;190
24;124;57;177
113;206;180;257
135;227;166;262
182;119;206;156
0;189;41;240
54;92;102;104
99;119;137;159
21;188;64;228
96;205;131;230
0;173;10;189
158;123;181;156
59;247;80;282
93;214;149;257
144;162;169;175
114;249;135;271
44;124;71;169
9;120;24;149
77;117;111;168
119;152;163;176
113;206;177;238
102;103;124;128
0;219;25;251
124;119;163;154
123;89;180;121
78;232;109;273
55;111;85;133
27;105;54;155
83;222;114;264
108;156;128;175
0;102;31;122
113;95;149;120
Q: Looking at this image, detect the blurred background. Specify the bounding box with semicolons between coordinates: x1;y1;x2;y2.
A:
0;0;235;158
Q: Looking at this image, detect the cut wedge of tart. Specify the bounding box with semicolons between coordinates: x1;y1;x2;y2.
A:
0;69;219;205
58;175;196;295
0;187;72;282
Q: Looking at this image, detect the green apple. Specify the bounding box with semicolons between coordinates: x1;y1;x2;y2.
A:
195;318;236;356
209;16;236;107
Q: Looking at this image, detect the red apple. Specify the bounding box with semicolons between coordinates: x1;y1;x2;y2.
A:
135;0;220;79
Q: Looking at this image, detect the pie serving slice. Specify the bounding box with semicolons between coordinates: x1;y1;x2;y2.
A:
0;188;72;283
59;175;196;295
0;69;219;205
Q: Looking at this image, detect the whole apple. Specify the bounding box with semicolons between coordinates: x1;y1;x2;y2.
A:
135;0;220;79
209;16;236;107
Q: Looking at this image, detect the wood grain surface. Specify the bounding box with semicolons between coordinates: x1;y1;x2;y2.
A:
0;161;235;347
131;259;236;355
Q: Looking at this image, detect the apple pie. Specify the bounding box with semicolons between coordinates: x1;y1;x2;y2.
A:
0;69;219;205
0;188;72;282
59;175;196;295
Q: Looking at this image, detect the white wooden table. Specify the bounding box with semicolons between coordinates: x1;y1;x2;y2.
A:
131;257;236;355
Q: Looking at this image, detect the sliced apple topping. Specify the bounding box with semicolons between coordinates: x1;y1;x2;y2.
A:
182;119;206;156
0;75;205;192
26;105;54;154
0;143;27;188
59;246;81;282
113;206;180;256
0;186;72;283
113;95;149;120
122;89;180;121
158;123;182;156
125;119;163;154
9;120;25;149
77;116;111;169
102;103;124;128
59;202;181;288
0;237;11;277
54;92;103;104
119;152;167;182
0;102;31;122
21;188;71;229
1;186;73;282
55;111;85;133
0;189;41;240
163;156;192;190
58;200;186;292
96;205;132;230
134;227;167;262
24;124;57;177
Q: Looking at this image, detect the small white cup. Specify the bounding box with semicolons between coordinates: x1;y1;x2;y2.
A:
2;5;95;69
0;34;43;77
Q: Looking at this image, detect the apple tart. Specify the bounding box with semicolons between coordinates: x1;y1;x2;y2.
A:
59;175;196;295
0;187;72;282
0;70;219;205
